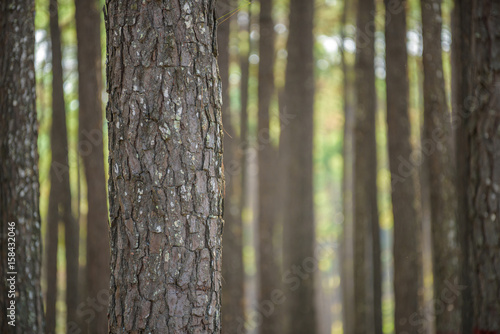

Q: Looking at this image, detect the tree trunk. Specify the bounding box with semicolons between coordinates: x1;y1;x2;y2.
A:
257;0;281;333
451;0;473;333
468;0;500;329
75;0;110;333
217;1;245;333
421;0;462;332
353;0;382;333
384;1;422;333
0;1;45;332
105;0;224;332
282;0;316;333
48;0;80;330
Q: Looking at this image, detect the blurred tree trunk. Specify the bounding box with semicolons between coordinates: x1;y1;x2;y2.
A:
451;0;473;333
384;1;421;333
421;0;462;332
217;1;245;332
75;0;110;333
105;0;224;332
353;0;382;333
257;0;281;333
282;0;316;333
340;0;355;332
48;0;80;330
467;0;500;329
0;0;45;332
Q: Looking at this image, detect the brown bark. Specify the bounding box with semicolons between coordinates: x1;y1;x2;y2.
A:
282;0;316;333
384;1;421;333
217;1;245;333
257;0;281;333
48;0;80;330
0;0;45;332
353;0;382;333
421;0;462;332
105;0;224;332
468;0;500;329
75;0;110;333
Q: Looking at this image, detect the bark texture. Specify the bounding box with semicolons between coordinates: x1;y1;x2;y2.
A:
421;0;462;332
105;0;224;332
282;0;316;333
0;0;45;332
468;0;500;330
48;0;80;330
75;0;110;333
353;0;382;333
257;0;281;333
216;1;245;332
384;1;421;333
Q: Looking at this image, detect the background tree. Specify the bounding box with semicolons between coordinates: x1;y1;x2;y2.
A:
353;0;382;333
421;0;462;331
468;0;500;329
105;0;224;332
75;0;110;332
0;0;45;332
384;1;421;333
282;0;316;332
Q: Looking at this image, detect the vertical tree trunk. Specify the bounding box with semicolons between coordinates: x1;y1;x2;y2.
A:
0;0;45;332
421;0;462;332
384;1;421;333
257;0;281;333
105;0;224;332
468;0;500;330
282;0;316;333
353;0;382;333
48;0;80;330
451;0;473;333
217;1;245;332
75;0;110;333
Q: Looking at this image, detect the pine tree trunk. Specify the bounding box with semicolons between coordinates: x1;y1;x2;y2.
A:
49;0;80;330
105;0;224;332
282;0;316;332
468;0;500;329
0;1;45;332
421;0;462;332
216;1;245;332
75;0;110;332
353;0;382;333
257;0;281;333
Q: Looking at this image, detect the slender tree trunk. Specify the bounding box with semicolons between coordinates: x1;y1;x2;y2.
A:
0;1;45;332
353;0;382;333
384;1;421;333
49;0;80;330
217;1;245;332
468;0;500;329
282;0;316;333
75;0;110;332
257;0;281;333
105;0;224;332
421;0;462;332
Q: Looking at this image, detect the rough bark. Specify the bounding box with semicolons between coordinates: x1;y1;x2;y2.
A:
48;0;80;330
75;0;110;333
468;0;500;330
257;0;281;333
0;0;45;332
421;0;462;332
451;0;473;333
353;0;382;333
216;1;245;333
282;0;316;333
384;1;421;333
105;0;224;332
